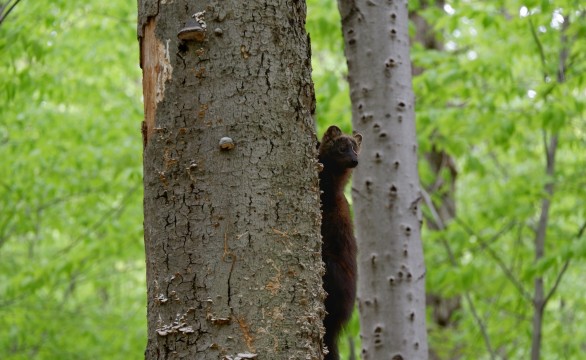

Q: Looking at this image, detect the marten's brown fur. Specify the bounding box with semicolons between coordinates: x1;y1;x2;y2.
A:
318;125;362;360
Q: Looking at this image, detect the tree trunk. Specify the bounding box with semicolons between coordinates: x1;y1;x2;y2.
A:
138;1;324;358
530;15;568;360
337;0;428;358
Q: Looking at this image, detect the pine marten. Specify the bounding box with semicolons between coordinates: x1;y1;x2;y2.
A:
318;125;362;360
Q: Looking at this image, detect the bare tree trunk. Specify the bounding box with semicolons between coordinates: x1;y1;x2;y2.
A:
530;132;557;360
529;15;568;360
138;1;324;358
337;0;428;358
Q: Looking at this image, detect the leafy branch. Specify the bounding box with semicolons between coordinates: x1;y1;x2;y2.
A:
455;217;533;302
542;221;586;308
421;188;497;360
0;0;21;26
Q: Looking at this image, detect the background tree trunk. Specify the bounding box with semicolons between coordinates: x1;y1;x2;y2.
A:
138;1;324;358
337;0;428;358
410;2;463;359
530;16;568;360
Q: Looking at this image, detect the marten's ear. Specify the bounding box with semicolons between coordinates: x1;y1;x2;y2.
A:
353;133;363;149
322;126;342;143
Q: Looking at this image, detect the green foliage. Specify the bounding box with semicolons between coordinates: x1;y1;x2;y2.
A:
2;0;585;358
307;0;352;136
338;306;361;359
0;1;144;359
414;1;586;358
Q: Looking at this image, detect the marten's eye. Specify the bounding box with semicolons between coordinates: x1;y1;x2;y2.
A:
336;141;350;153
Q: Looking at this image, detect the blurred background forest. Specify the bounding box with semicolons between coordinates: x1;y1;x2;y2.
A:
1;0;585;359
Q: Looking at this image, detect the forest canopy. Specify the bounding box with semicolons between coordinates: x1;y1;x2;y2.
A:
1;0;585;358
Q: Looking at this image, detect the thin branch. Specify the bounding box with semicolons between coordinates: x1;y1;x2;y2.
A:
469;220;516;253
421;187;457;263
528;16;548;77
56;184;140;255
542;220;586;307
557;16;570;83
422;187;496;357
577;221;586;239
456;217;533;302
541;129;549;162
0;0;22;26
488;151;509;180
421;187;445;230
542;260;570;307
463;292;496;360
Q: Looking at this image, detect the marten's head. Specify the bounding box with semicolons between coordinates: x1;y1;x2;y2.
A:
318;125;362;170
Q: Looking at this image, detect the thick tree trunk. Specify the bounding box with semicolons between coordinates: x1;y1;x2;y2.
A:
337;0;428;358
138;1;324;358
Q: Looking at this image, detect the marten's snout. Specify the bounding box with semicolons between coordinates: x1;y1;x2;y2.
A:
347;148;359;168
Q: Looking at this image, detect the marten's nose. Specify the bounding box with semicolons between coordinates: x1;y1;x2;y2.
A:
350;159;358;167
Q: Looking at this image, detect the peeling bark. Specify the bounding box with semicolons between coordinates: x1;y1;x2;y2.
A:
337;0;428;358
139;1;324;358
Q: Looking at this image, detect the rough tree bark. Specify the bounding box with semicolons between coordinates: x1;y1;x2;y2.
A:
337;0;428;358
138;1;324;358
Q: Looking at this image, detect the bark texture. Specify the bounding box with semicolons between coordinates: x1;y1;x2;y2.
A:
138;1;324;358
337;0;428;358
